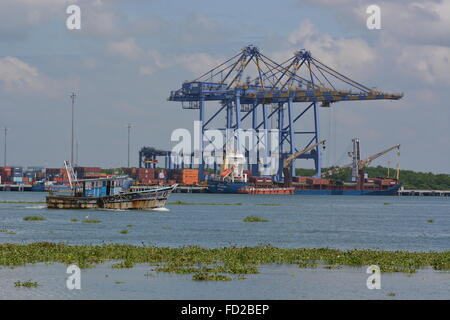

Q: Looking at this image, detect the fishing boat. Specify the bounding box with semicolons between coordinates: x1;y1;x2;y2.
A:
46;161;177;210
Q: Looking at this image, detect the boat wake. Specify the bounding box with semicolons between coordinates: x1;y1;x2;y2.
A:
25;205;46;209
150;207;170;212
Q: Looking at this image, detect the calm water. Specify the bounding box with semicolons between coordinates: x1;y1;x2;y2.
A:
0;191;449;299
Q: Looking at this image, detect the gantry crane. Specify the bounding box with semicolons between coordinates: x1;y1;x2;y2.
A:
168;45;402;181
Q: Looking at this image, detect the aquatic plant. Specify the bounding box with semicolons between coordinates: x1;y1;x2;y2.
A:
0;230;16;234
70;219;78;222
111;260;134;269
14;280;40;288
255;203;282;206
119;230;128;234
0;201;45;204
23;216;46;221
126;224;133;228
243;216;269;222
0;243;449;278
192;272;231;281
427;219;434;223
82;219;101;223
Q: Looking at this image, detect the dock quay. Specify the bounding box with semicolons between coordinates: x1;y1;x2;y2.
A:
398;189;450;196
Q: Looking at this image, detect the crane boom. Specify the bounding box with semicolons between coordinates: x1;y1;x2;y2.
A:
283;140;326;187
358;144;400;170
283;140;326;169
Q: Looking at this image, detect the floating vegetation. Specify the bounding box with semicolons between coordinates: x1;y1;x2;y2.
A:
0;230;16;235
243;216;269;222
115;281;125;284
111;260;134;269
126;224;133;228
70;219;78;222
82;219;101;224
192;272;231;281
23;216;46;221
14;280;40;288
0;243;449;279
168;201;242;206
119;230;128;234
255;203;282;206
383;202;392;205
0;201;45;204
387;292;396;297
427;219;434;223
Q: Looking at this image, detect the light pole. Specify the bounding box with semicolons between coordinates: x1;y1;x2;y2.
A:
127;123;132;168
3;126;7;167
70;92;76;165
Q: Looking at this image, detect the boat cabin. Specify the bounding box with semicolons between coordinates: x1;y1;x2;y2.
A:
75;176;131;197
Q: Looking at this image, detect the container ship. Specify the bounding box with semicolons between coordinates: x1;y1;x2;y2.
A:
207;139;402;196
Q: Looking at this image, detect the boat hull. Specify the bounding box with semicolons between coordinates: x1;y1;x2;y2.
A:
293;184;401;195
46;185;176;210
207;180;248;194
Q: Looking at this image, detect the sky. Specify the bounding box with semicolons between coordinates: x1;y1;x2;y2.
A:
0;0;449;173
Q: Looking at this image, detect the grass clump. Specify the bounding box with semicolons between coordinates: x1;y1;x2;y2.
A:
243;216;268;222
0;230;16;235
0;201;45;204
23;216;46;221
192;272;231;281
387;292;396;297
14;280;40;288
0;243;449;278
111;260;134;269
82;219;101;224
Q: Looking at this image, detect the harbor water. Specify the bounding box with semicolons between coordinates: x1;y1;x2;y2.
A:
0;192;449;299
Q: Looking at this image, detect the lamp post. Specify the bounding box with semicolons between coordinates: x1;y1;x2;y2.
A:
70;92;76;165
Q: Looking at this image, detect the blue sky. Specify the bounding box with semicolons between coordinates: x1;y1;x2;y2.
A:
0;0;449;173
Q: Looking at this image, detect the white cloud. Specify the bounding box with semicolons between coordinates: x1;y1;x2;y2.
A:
277;19;377;82
175;53;222;75
397;44;450;86
107;37;144;60
0;56;75;96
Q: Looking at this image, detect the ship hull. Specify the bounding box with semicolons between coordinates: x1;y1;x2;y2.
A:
46;185;176;210
207;181;401;196
207;180;249;194
293;184;401;195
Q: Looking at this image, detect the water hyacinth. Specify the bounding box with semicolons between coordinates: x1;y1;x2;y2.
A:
0;243;448;278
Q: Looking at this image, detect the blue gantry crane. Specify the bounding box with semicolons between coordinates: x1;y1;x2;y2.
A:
168;45;402;181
